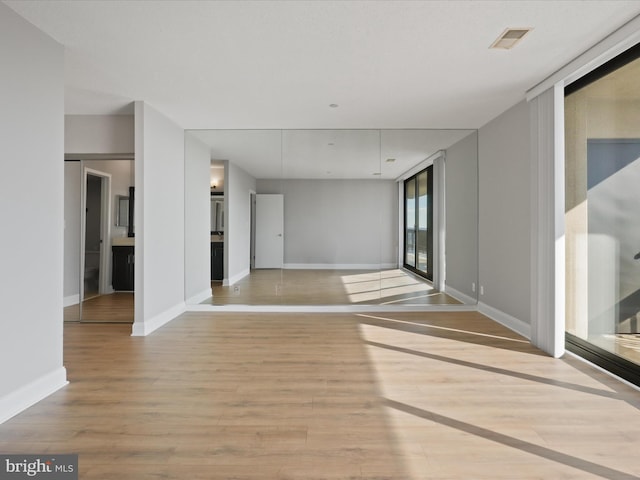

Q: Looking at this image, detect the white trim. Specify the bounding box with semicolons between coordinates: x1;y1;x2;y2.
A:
224;268;250;287
250;192;256;270
526;14;640;100
64;153;134;161
528;85;565;358
444;284;476;305
433;154;446;291
99;173;112;295
186;303;478;313
283;263;397;270
81;167;112;302
131;301;186;336
186;288;213;305
553;84;567;355
0;367;68;424
478;302;531;340
63;294;79;307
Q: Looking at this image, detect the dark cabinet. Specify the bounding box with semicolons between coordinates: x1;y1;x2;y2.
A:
112;246;134;291
211;242;223;281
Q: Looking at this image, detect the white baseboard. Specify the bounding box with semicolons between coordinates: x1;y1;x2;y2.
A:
224;269;250;287
283;263;398;270
0;367;68;424
444;285;477;305
63;294;79;307
186;288;213;305
478;301;531;339
131;301;186;336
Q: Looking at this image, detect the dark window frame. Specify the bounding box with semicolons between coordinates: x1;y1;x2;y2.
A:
403;165;433;281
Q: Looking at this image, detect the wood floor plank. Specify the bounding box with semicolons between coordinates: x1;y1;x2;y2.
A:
209;269;461;306
1;312;639;479
64;292;134;323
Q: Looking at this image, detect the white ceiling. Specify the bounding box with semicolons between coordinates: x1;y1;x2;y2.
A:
5;0;640;130
191;129;474;179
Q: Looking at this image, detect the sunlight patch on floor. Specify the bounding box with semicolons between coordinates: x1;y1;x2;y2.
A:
357;313;529;343
341;269;441;305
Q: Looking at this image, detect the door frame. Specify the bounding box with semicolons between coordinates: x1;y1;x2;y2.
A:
250;191;256;270
254;193;284;269
80;167;112;302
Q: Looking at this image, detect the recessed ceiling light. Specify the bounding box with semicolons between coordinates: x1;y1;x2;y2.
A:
386;158;396;163
329;104;339;108
490;28;532;50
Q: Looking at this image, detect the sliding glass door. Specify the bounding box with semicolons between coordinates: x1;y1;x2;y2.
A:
565;43;640;385
404;166;433;280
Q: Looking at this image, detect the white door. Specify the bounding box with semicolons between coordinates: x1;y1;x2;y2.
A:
255;194;284;269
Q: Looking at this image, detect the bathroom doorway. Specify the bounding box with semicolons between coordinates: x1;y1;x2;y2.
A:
81;168;111;303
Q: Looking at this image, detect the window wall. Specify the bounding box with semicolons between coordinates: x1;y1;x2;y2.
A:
404;166;433;280
565;43;640;383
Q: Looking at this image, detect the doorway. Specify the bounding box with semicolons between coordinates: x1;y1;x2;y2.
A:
83;174;103;298
81;168;111;303
254;193;284;269
63;159;135;324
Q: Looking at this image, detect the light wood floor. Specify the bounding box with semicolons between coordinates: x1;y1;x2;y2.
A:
2;312;640;479
208;269;461;306
64;292;134;323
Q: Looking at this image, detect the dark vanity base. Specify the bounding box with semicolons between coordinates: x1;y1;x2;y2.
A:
211;242;223;281
112;245;134;291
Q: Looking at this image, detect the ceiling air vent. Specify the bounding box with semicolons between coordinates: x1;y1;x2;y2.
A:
490;28;532;50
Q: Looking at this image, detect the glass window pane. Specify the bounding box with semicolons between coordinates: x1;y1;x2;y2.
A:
417;170;428;273
565;54;640;367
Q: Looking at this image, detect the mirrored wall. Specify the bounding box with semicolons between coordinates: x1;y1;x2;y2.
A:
63;158;135;323
188;129;478;308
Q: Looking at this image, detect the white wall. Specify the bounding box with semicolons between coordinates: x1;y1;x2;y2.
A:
0;3;67;423
445;131;478;300
256;179;397;268
226;161;256;285
63;114;134;302
133;102;186;336
184;133;212;303
65;115;134;154
478;100;531;326
64;162;82;301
